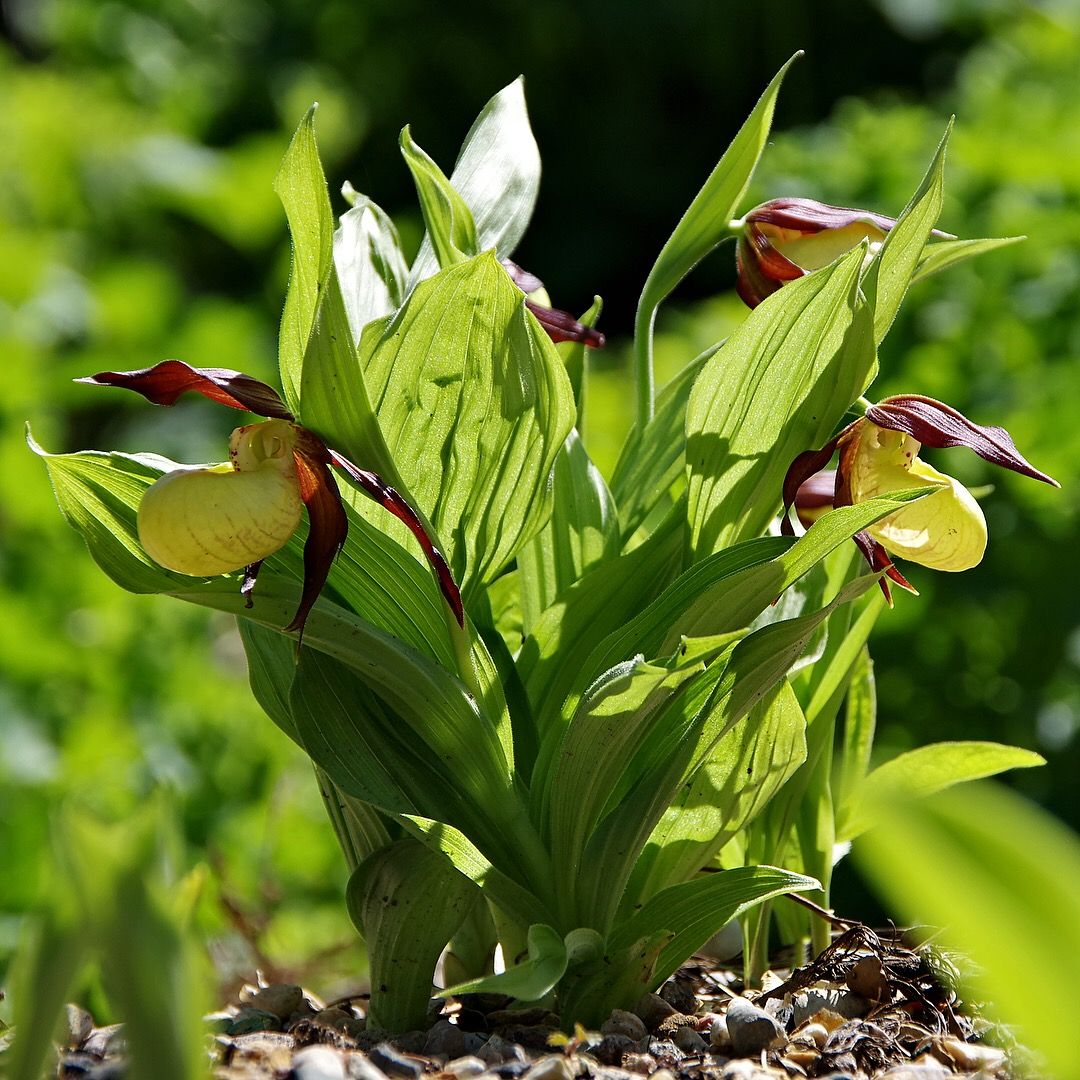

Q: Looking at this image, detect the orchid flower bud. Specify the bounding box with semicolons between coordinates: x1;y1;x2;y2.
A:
736;198;897;308
137;419;303;577
845;422;987;572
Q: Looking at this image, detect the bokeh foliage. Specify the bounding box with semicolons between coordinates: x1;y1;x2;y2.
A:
1;0;1076;1007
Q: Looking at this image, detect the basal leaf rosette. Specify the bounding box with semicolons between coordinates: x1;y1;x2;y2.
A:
81;360;463;635
782;394;1058;599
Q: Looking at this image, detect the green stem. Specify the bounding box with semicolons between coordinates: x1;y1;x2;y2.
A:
632;303;657;428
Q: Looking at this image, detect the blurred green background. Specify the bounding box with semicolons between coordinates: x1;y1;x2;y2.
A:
1;0;1076;1011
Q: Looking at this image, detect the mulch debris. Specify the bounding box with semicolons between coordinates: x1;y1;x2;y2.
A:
42;924;1027;1080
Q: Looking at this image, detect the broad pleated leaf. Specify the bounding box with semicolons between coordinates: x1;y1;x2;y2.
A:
400;126;478;270
625;681;807;909
839;741;1044;841
519;504;686;774
561;491;932;742
358;253;577;601
334;191;409;344
346;840;478;1031
835;645;876;814
441;923;567;1000
633;54;800;421
518;429;620;633
559;865;816;1024
570;574;878;930
401;815;554;929
275;109;406;487
686;245;875;560
409;77;541;287
547;634;741;891
855;783;1080;1078
910;235;1024;285
863;123;950;345
612;347;715;538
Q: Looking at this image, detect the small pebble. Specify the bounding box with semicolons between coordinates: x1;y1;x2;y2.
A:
724;997;784;1057
225;1007;281;1036
790;987;867;1027
847;954;888;1001
82;1025;126;1058
293;1045;348;1080
709;1014;730;1051
659;976;696;1015
423;1019;470;1060
594;1033;638;1065
521;1055;573;1080
442;1056;488;1077
931;1035;1007;1071
490;1063;530;1079
346;1055;391;1080
66;1004;93;1049
244;983;304;1021
791;1021;828;1048
620;1053;657;1075
881;1056;951;1079
368;1042;423;1080
478;1034;528;1065
633;993;677;1032
672;1026;707;1054
315;1007;358;1032
600;1009;647;1041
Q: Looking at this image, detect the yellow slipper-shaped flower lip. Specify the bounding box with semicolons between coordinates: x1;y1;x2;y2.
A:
79;360;463;634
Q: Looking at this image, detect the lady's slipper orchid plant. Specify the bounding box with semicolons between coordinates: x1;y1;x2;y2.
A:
36;66;1058;1035
80;360;464;635
783;394;1059;598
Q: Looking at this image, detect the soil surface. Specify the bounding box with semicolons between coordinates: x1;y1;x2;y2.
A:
50;925;1028;1079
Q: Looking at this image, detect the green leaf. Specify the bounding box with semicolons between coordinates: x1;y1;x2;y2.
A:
5;905;85;1080
840;741;1045;841
571;574;879;931
910;235;1024;286
275;109;405;487
518;503;685;774
633;54;800;423
518;429;620;634
441;923;567;1000
400;815;554;929
565;492;931;735
855;782;1080;1078
560;297;603;430
400;125;478;271
347;839;478;1031
334;190;408;343
409;77;541;286
625;680;807;908
863;122;951;345
274;105;336;415
835;646;876;814
611;346;716;539
685;245;875;560
560;865;817;1023
237;620;301;743
358;253;577;601
547;634;742;900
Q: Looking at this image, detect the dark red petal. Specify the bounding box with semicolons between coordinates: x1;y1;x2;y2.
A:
746;198;901;237
747;222;805;282
735;233;781;308
851;531;918;605
287;429;349;637
500;258;545;295
524;300;606;349
79;360;294;420
779;423;859;535
329;451;464;627
868;396;1059;487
